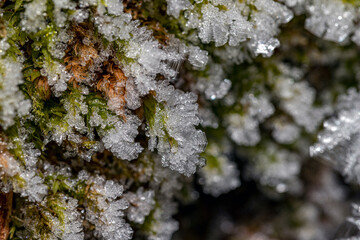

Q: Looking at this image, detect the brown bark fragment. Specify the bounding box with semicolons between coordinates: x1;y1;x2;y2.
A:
0;154;8;170
35;76;51;100
64;24;128;117
0;139;10;172
64;24;99;88
97;60;128;117
0;191;13;240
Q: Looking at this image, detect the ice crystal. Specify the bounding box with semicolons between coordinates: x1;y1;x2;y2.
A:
17;169;48;202
0;58;31;129
183;0;292;57
166;0;192;18
311;89;360;182
199;142;240;196
125;188;156;224
45;195;84;240
18;196;83;239
247;144;302;194
146;88;207;176
226;93;274;146
281;0;306;14
305;0;355;43
337;204;360;240
48;29;71;59
147;199;179;240
21;0;47;32
84;174;133;240
196;63;231;100
102;115;143;160
0;146;19;177
3;128;48;202
271;118;301;144
199;108;219;128
41;61;71;96
275;76;330;133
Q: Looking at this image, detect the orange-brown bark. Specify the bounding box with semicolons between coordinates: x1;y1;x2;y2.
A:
64;23;129;117
0;191;12;240
64;24;99;88
97;60;128;117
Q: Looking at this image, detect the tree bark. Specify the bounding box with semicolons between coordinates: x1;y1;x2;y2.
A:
0;191;13;240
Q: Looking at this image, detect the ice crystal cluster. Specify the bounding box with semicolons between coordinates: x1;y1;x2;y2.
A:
2;0;360;239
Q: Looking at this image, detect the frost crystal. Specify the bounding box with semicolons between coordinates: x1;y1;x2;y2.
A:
0;143;20;177
125;188;155;224
199;142;240;196
337;204;360;240
275;77;330;133
183;0;292;57
305;0;355;43
146;88;207;176
271;118;300;144
41;61;71;96
147;199;179;240
102;115;143;160
311;89;360;183
17;169;48;202
166;0;192;18
19;194;84;239
21;0;47;32
47;195;84;240
188;45;208;69
248;144;302;194
0;58;31;129
85;175;133;240
226;93;274;146
196;63;231;100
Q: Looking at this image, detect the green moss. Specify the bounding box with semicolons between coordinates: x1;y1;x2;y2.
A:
343;0;360;7
4;122;26;164
203;154;221;171
215;4;228;11
13;174;26;188
14;0;23;12
143;95;180;153
143;95;158;130
141;204;158;235
85;91;118;133
21;78;68;138
113;39;136;64
46;195;67;226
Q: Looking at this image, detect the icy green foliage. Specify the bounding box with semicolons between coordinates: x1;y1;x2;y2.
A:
144;90;206;177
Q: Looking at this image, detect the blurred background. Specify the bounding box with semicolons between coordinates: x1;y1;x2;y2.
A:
172;15;360;240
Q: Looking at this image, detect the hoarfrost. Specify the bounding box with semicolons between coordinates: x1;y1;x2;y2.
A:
305;0;355;43
85;175;133;240
0;58;31;129
226;93;274;146
311;89;360;183
147;87;207;176
125;188;156;224
102;115;143;160
199;143;240;197
275;77;330;133
21;0;47;32
166;0;192;18
248;144;302;194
